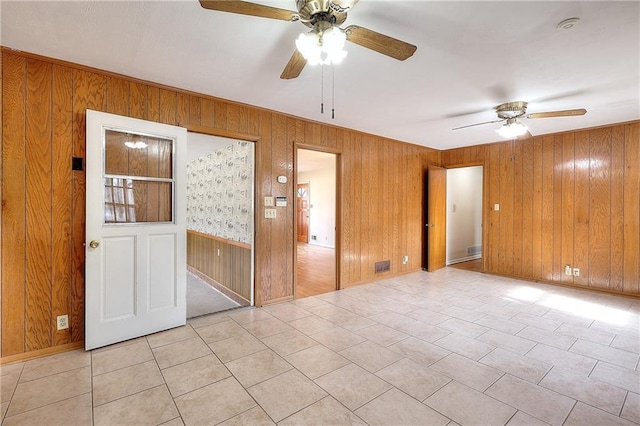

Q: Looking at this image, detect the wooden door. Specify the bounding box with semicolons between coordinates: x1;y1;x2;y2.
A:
297;183;310;243
427;166;447;271
85;110;187;350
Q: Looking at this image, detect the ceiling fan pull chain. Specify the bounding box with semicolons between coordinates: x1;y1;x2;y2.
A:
320;64;325;114
332;65;335;119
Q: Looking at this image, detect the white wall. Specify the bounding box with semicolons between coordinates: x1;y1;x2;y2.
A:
446;166;483;264
298;165;336;248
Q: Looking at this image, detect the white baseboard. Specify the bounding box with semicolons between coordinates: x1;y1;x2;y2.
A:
446;254;481;266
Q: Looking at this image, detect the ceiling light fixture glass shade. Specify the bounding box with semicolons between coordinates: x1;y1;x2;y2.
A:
496;119;528;139
296;26;347;66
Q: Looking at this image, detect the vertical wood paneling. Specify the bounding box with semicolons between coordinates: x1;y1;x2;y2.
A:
285;119;295;293
610;126;625;292
256;110;272;303
2;53;27;356
521;139;534;278
71;69;106;341
213;101;226;130
201;98;215;128
226;104;239;132
588;128;611;289
0;50;3;355
25;59;53;351
572;131;590;287
147;86;160;122
541;136;554;281
271;114;288;299
500;142;514;275
107;77;129;115
623;123;639;294
176;93;189;127
438;121;638;296
51;65;73;346
129;82;147;120
552;137;563;283
159;89;177;125
512;140;523;276
531;138;543;279
189;96;201;126
561;133;575;285
3;48;638;362
487;144;500;272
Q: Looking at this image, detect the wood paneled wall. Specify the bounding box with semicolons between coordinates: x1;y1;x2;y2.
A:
442;122;640;296
187;231;252;301
0;49;439;359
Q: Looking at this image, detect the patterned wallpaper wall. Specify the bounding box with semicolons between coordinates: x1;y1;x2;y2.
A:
187;141;254;244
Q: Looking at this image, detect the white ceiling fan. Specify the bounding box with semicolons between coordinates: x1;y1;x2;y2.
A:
452;101;587;139
199;0;417;79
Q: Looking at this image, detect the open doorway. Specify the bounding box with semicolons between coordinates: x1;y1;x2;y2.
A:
185;132;254;317
295;149;337;298
446;166;483;272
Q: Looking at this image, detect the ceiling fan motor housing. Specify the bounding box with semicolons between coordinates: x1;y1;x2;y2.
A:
298;0;348;27
496;101;528;119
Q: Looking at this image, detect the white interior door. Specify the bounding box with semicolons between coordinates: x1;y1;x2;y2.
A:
85;110;187;350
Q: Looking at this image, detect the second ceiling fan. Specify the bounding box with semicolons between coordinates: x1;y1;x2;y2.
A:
453;101;587;139
199;0;417;79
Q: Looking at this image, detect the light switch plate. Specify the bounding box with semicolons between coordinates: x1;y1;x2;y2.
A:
493;203;500;211
265;208;277;219
264;196;274;207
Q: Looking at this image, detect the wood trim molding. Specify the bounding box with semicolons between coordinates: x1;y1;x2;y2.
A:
0;341;84;365
186;124;260;143
187;229;252;250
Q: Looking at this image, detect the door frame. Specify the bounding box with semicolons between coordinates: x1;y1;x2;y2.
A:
444;164;485;271
185;124;260;305
424;161;486;273
293;144;342;297
296;181;311;243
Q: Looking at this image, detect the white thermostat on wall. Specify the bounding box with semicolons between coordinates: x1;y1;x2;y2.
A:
277;175;287;184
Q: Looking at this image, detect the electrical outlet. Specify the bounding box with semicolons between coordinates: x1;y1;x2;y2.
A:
565;265;572;276
57;315;69;330
573;268;580;277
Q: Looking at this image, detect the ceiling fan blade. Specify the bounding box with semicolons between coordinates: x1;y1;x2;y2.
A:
452;119;505;130
199;0;298;21
526;108;587;119
344;25;417;61
280;50;307;80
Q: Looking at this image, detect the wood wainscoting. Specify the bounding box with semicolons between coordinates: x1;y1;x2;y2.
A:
187;230;251;302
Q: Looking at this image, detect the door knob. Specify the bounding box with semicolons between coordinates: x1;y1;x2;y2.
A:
89;240;100;248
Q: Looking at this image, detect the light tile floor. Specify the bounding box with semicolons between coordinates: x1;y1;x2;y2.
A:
2;268;640;425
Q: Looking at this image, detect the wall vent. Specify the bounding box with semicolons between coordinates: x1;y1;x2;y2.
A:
375;260;391;274
467;245;482;256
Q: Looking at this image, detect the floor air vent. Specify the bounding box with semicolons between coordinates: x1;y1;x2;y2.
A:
375;260;391;274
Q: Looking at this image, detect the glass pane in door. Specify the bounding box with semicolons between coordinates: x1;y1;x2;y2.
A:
103;129;174;224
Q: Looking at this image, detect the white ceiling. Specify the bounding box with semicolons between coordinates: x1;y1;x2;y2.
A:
1;1;638;150
298;148;335;173
187;132;237;162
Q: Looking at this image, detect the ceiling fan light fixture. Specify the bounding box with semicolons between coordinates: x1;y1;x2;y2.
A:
295;26;347;66
496;119;528;139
